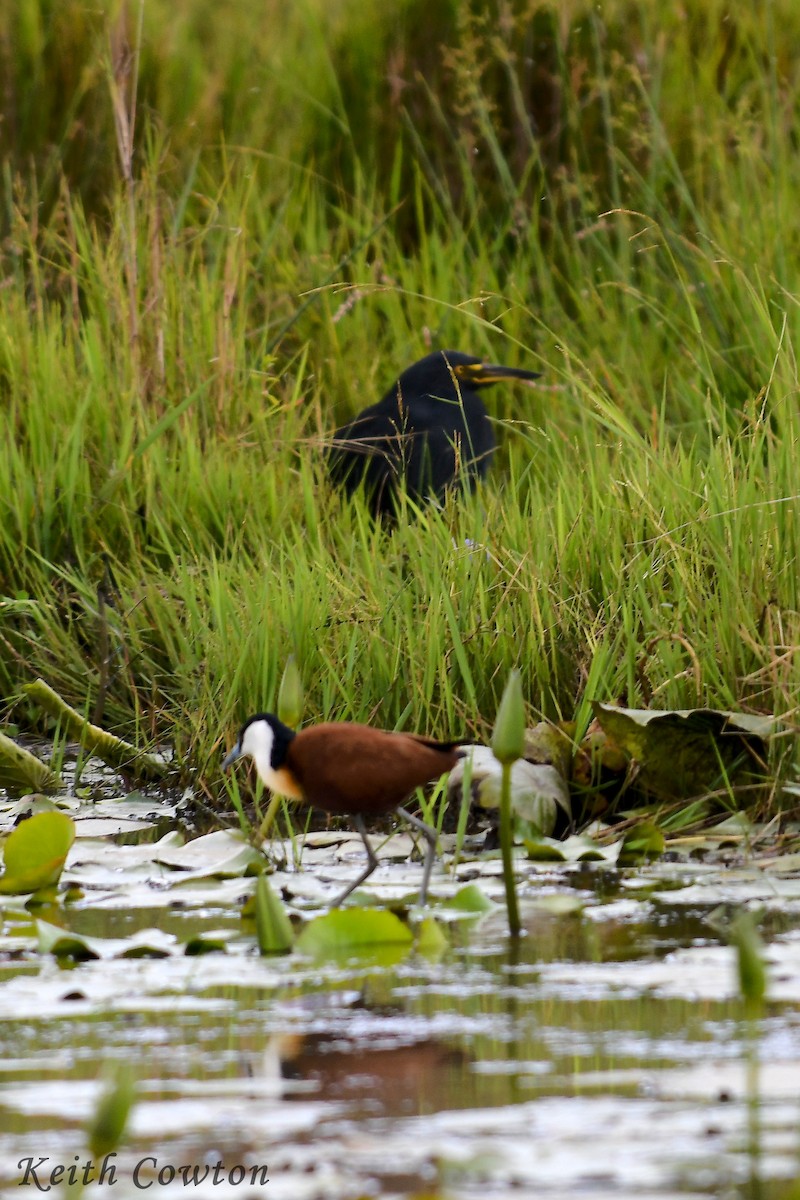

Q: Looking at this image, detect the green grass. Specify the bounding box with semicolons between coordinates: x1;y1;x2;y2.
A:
1;0;799;808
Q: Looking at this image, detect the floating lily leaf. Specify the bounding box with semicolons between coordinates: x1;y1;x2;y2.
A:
0;811;76;895
706;813;754;842
254;874;294;955
619;821;665;865
295;909;413;956
440;883;496;914
152;829;264;878
325;887;389;910
183;931;234;956
591;702;772;801
0;732;62;795
91;794;178;822
415;917;449;955
37;919;176;960
35;923;107;960
0;794;63;822
527;893;585;916
525;833;621;863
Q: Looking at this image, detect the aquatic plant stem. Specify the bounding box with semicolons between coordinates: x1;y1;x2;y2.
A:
499;759;521;937
493;670;525;938
257;792;283;842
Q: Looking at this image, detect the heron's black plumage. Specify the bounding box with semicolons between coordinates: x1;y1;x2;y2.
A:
327;349;540;516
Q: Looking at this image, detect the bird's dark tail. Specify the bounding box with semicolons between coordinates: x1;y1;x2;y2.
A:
405;734;470;757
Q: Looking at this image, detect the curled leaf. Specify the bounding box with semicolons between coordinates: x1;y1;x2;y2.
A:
0;732;62;795
254;874;294;955
0;812;76;895
88;1063;136;1160
23;678;168;781
591;702;772;800
730;910;767;1013
448;745;570;835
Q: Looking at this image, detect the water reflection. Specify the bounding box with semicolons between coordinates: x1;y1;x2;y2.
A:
3;886;800;1196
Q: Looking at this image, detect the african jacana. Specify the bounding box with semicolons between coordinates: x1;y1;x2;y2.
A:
222;713;464;906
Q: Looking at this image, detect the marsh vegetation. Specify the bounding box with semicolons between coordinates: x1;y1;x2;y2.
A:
1;1;799;812
3;5;800;1193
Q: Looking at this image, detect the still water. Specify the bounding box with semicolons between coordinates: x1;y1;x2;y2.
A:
2;818;800;1199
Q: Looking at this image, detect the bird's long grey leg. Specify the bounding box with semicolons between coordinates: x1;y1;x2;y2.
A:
330;815;379;908
396;807;438;906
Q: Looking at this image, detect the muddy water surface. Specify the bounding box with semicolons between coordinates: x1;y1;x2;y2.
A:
1;800;800;1199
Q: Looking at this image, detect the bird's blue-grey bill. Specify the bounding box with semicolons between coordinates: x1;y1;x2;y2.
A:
221;742;242;771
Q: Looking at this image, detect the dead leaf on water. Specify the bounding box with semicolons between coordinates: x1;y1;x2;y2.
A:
591;702;773;801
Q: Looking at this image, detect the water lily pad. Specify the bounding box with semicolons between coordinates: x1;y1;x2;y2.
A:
37;920;177;960
183;931;235;956
415;916;449;955
526;892;585;916
0;811;76;894
440;883;496;914
525;833;621;863
152;830;264;879
706;812;754;841
619;821;665;865
0;794;67;824
295;909;413;956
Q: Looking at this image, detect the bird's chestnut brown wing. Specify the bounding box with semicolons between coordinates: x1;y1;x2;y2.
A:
287;724;460;816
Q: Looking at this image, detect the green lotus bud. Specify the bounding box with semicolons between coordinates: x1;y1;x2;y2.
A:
731;910;767;1013
277;655;303;729
88;1063;135;1160
491;669;525;765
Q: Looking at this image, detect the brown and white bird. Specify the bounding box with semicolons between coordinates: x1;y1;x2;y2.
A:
222;713;464;906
